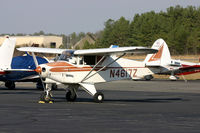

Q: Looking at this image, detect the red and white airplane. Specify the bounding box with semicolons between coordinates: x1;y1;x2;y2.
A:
17;45;158;103
17;38;200;103
144;38;200;81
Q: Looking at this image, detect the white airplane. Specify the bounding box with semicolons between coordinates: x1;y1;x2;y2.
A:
143;38;200;81
17;46;158;103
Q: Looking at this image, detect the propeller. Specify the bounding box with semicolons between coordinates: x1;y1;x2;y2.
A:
31;52;54;103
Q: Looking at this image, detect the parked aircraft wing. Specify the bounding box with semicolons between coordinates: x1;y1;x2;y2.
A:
18;47;158;55
74;47;158;55
17;47;67;54
176;65;200;75
4;69;35;72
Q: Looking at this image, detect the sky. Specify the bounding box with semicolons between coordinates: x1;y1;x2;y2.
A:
0;0;200;35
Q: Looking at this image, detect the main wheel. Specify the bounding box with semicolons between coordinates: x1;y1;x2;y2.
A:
66;91;77;102
94;92;104;103
51;84;57;90
5;81;15;89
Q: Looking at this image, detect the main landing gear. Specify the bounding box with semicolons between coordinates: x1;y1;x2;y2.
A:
5;81;15;89
65;84;104;103
65;85;78;102
93;92;104;103
80;83;104;103
39;83;105;103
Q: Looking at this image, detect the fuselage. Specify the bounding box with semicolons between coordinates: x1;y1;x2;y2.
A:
39;55;154;84
0;55;48;81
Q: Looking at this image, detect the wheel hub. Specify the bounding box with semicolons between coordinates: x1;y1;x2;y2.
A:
98;95;103;101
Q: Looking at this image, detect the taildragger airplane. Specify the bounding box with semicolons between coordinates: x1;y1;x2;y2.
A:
143;39;200;81
0;37;48;89
17;46;158;103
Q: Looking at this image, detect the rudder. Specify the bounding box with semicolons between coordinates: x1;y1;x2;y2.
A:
144;38;171;66
0;37;16;70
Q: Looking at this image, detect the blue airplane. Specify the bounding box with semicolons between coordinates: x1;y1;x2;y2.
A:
0;37;49;89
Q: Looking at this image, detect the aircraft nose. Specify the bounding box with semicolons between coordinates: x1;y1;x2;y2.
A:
35;66;42;73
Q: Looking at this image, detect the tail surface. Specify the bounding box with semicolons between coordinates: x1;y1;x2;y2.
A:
144;38;171;66
0;37;16;70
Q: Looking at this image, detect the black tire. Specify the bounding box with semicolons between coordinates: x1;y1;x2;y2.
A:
94;92;104;103
51;84;57;90
5;81;15;89
144;75;153;81
66;91;77;102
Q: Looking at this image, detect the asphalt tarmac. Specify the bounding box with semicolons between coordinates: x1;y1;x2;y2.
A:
0;80;200;133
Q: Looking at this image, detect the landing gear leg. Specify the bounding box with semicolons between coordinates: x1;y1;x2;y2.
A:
51;83;57;90
169;71;179;81
39;84;53;103
80;83;104;103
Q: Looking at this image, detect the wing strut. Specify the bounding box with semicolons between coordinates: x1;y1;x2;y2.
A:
81;55;106;82
81;53;126;82
31;52;39;67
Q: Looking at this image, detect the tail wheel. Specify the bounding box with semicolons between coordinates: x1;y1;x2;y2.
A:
94;92;104;103
66;91;77;102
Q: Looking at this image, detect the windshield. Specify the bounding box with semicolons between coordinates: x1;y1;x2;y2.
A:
58;50;76;64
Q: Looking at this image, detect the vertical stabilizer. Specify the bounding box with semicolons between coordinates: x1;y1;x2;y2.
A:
0;37;16;70
144;38;171;66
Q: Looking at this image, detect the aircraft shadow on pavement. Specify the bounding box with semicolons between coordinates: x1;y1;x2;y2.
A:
53;96;184;103
104;98;184;103
0;91;39;95
0;88;38;90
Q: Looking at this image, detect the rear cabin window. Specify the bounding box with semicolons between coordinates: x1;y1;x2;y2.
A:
82;56;104;65
84;56;96;65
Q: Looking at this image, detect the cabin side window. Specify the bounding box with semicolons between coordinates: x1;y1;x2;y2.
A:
81;55;104;65
83;56;96;65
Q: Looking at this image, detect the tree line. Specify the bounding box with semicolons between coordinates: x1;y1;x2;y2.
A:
1;5;200;55
94;5;200;55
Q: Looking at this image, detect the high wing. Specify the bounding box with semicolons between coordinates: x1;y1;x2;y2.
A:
17;47;67;54
74;47;157;55
4;69;34;72
17;46;158;55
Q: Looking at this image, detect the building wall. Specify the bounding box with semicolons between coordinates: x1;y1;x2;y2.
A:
74;34;96;49
42;36;63;48
0;36;63;48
